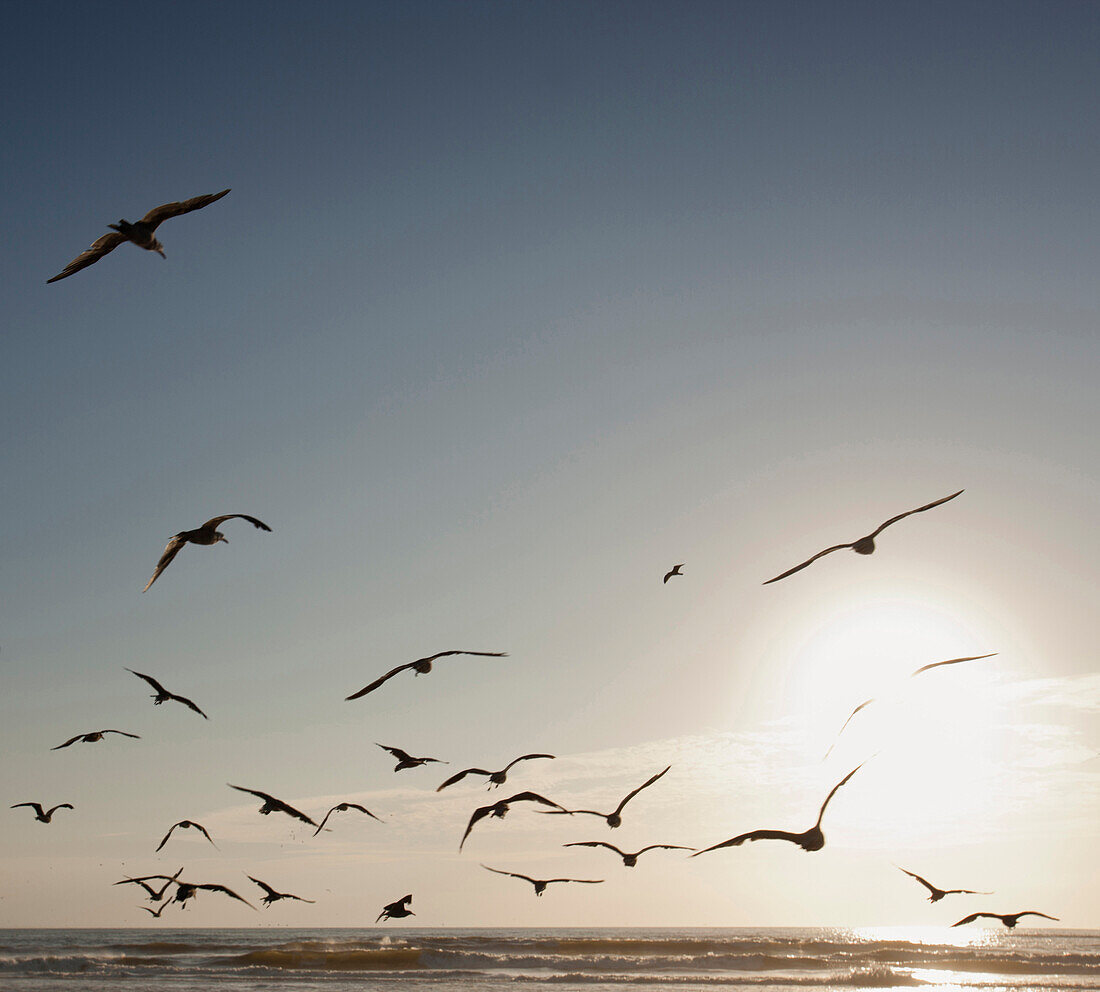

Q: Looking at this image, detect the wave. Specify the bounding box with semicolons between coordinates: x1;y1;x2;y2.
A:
230;946;423;971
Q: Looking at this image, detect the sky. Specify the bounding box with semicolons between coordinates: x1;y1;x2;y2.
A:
1;0;1098;928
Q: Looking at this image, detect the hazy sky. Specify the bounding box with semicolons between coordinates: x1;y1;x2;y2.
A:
2;0;1098;928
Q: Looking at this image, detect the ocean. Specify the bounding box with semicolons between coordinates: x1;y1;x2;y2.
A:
1;927;1096;991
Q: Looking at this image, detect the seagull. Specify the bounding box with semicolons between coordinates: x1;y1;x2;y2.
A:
47;189;231;283
540;766;671;829
482;864;604;896
139;900;173;918
113;869;184;902
763;490;964;584
910;653;997;677
377;744;447;772
313;802;384;836
247;876;316;906
459;792;566;851
896;867;991;903
563;841;694;866
663;564;684;584
952;911;1059;929
436;754;555;791
346;651;509;700
376;894;414;922
692;763;864;855
52;729;139;750
10;802;73;823
126;669;208;718
143;514;272;592
156;820;218;852
172;879;255;910
227;784;319;828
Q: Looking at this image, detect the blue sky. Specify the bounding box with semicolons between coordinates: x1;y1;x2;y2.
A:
1;1;1097;927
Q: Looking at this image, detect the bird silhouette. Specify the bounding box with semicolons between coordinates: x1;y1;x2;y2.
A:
763;490;964;584
822;699;877;759
172;879;255;910
139;900;173;918
248;875;316;906
377;744;447;772
541;766;671;829
896;867;990;902
663;564;684;584
563;841;694;866
228;784;319;827
48;189;230;283
113;869;184;902
910;653;997;677
346;651;508;700
482;864;604;896
376;893;414;922
143;514;272;592
313;802;384;836
52;729;139;750
11;802;73;823
693;763;864;855
436;753;555;791
156;820;218;852
459;792;566;851
952;911;1059;928
126;669;208;718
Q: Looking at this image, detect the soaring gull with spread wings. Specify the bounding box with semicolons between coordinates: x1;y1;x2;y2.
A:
541;766;671;829
952;911;1059;928
563;841;694;866
897;866;990;902
314;802;384;836
52;729;139;750
248;876;316;906
346;651;508;700
459;792;566;851
143;514;272;592
156;820;217;852
482;864;603;896
11;802;73;823
126;669;208;718
437;753;555;791
228;784;318;828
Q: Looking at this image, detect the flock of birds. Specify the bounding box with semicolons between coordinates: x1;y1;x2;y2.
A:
14;192;1061;930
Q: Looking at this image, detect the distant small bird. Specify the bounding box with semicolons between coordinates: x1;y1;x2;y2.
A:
482;864;604;896
377;744;447;772
541;766;671;829
459;792;566;851
346;651;508;700
156;820;217;852
563;841;694;866
143;514;272;592
247;875;316;906
227;784;319;827
763;490;964;584
113;869;184;902
376;893;414;922
172;879;255;910
52;729;139;750
896;866;990;903
693;763;864;855
952;911;1059;929
436;754;555;791
10;802;73;823
910;653;997;677
140;900;173;918
313;802;384;836
48;189;231;283
663;564;684;584
126;669;208;718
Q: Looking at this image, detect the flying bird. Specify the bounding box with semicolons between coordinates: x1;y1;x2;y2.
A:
952;911;1059;929
156;820;218;852
10;802;73;823
126;669;208;718
482;864;604;896
52;729;139;750
143;514;272;592
663;564;684;584
139;900;173;918
172;879;255;910
563;841;694;866
377;744;447;772
47;189;230;283
910;653;997;677
763;490;964;584
376;894;414;922
114;869;184;902
693;763;864;855
896;867;990;903
346;650;508;700
822;698;876;759
436;754;555;791
541;766;671;829
314;802;384;836
459;792;566;851
227;784;318;827
247;876;316;906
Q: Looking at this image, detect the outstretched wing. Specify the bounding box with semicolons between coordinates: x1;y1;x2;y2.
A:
549;877;603;885
228;783;267;801
417;650;508;664
51;734;85;750
897;867;937;895
564;841;621;854
1018;911;1059;922
763;543;855;585
193;822;217;847
346;664;414;700
143;535;187;592
951;912;994;927
459;805;493;850
195;882;255;909
126;669;167;695
910;653;997;678
815;762;864;826
613;765;671;816
693;829;803;854
247;876;279;898
155;823;180;852
482;864;531;883
436;767;491;791
377;744;414;762
140;189;231;229
170;692;208;718
502;753;555;773
199;513;272;532
869;489;964;539
10;802;45;816
102;730;141;739
272;796;318;826
637;844;693;854
47;231;128;283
